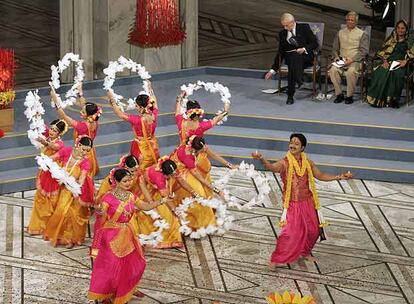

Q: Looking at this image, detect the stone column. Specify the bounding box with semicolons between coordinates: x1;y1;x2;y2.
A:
59;0;74;82
93;0;136;79
130;0;198;73
60;0;199;79
60;0;94;81
395;0;414;26
180;0;198;68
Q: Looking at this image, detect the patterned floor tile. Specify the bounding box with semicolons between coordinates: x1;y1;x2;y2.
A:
1;168;414;303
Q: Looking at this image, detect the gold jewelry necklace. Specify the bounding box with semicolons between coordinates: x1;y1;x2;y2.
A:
113;189;130;201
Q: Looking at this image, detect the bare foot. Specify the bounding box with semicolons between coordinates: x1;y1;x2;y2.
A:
304;255;318;262
65;242;74;249
268;262;278;271
133;290;145;298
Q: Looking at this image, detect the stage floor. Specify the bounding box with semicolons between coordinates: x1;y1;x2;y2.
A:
1;167;414;303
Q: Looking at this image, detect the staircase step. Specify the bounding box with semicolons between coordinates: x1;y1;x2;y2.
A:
2;142;413;194
2;123;414;178
204;145;414;183
0;125;180;171
205;126;414;161
0;153;131;194
1;113;177;148
221;114;414;142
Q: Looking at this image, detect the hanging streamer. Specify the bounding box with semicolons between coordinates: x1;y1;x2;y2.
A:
128;0;186;48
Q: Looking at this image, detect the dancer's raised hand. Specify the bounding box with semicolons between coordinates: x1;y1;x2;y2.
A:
339;171;353;180
251;150;263;160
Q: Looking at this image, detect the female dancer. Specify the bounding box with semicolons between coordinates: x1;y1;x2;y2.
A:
367;20;414;108
171;136;233;230
43;135;95;248
252;133;352;270
96;155;146;202
175;92;229;143
28;119;68;235
51;84;101;176
136;157;188;248
175;93;230;195
108;80;159;170
89;168;164;304
95;155;152;236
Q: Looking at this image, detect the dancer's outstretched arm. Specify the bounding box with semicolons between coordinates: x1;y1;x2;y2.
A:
136;198;164;211
36;136;61;151
76;83;86;108
107;91;128;120
50;88;77;127
138;176;155;204
252;151;283;173
146;80;158;108
205;146;236;169
78;169;88;186
211;102;230;126
311;161;352;181
175;91;186;116
189;168;214;190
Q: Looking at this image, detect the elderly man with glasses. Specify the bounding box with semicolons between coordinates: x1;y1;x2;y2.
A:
329;11;369;104
265;13;318;104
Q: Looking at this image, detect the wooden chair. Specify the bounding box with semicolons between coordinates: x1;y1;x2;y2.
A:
277;22;325;99
385;27;394;39
325;25;372;101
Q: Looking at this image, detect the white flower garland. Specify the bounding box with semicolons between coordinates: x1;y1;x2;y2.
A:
175;196;233;238
103;56;151;112
179;81;231;125
138;209;169;247
24;90;46;149
24;90;82;197
214;161;271;210
35;154;81;196
50;53;85;108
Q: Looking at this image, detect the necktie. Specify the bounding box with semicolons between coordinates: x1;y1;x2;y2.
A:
288;31;298;47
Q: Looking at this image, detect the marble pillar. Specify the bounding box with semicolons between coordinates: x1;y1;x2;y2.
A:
130;45;182;73
60;0;94;81
130;0;198;73
59;0;74;81
93;0;136;79
180;0;198;68
60;0;199;80
395;0;414;27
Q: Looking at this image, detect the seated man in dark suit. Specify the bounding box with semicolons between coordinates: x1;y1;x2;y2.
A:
265;13;319;104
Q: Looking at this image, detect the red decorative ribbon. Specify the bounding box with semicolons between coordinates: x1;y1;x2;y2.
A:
128;0;186;48
0;49;16;92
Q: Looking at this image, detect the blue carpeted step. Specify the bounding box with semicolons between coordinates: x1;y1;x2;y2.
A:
0;153;134;194
205;126;414;161
1;123;414;181
2;142;413;194
0;125;180;171
219;114;414;142
0;113;177;148
204;145;414;183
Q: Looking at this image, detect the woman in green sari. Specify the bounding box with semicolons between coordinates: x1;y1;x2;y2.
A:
367;20;414;108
